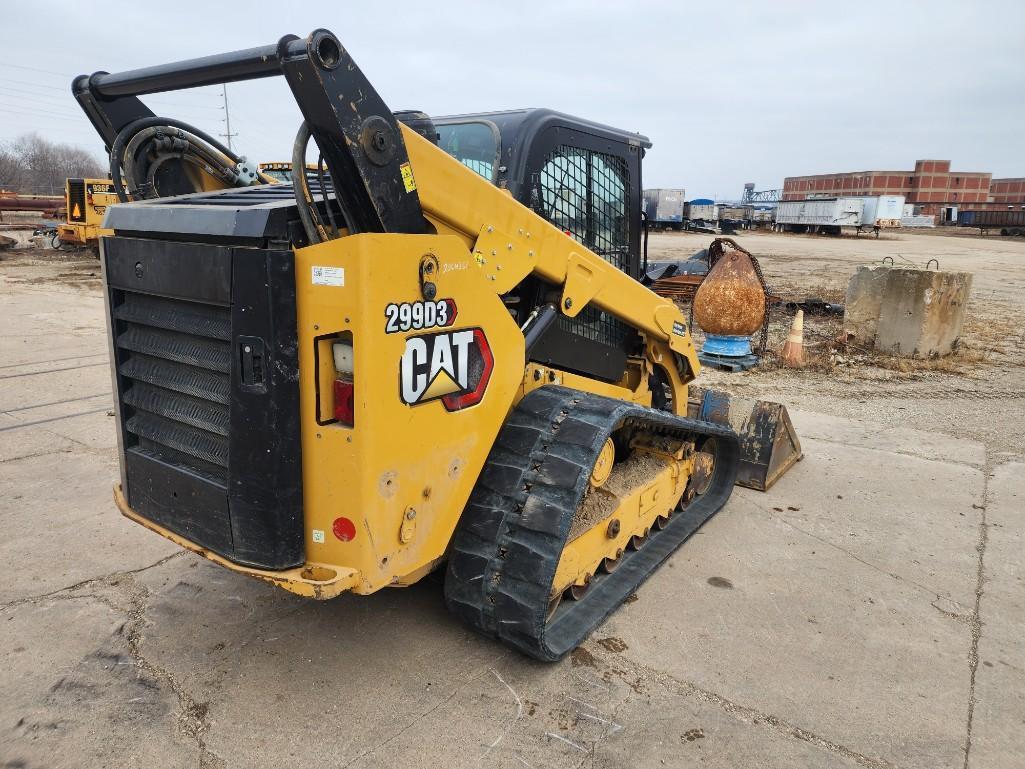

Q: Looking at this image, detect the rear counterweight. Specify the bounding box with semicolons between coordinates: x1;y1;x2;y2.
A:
103;186;305;569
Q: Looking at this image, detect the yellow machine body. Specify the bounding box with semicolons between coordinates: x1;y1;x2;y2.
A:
115;124;703;599
57;178;117;247
86;29;772;659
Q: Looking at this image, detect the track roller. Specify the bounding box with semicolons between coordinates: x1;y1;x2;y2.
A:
444;386;740;661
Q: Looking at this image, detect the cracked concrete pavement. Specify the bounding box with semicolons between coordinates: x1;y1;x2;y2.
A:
1;251;1023;768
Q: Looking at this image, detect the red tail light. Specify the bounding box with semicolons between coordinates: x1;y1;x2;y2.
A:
332;339;354;425
333;377;354;425
332;516;356;541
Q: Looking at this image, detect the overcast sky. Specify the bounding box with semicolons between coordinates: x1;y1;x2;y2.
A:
2;1;1023;199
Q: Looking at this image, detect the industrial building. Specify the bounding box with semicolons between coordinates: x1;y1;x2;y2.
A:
782;160;1025;221
991;177;1025;206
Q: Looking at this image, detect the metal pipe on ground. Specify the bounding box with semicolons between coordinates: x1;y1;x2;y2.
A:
0;197;63;216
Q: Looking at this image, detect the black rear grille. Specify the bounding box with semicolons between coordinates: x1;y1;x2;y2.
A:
68;179;87;223
132;439;229;487
104;218;303;569
120;353;230;405
123;382;229;436
115;292;230;484
118;327;230;374
126;412;228;467
114;293;231;340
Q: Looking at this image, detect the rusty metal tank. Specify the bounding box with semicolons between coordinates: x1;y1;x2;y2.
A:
693;239;766;336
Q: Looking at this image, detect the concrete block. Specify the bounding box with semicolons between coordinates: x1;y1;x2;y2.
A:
876;268;972;357
843;265;889;346
843;266;972;357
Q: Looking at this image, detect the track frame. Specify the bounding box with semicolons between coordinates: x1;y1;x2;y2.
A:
445;385;740;661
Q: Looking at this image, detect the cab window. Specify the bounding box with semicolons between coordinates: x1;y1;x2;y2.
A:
537;145;629;269
437;122;499;182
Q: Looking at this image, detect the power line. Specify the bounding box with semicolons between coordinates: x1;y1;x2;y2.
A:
0;74;224;111
145;95;224;112
0;76;67;93
0;126;103;149
0;104;88;123
2;108;84;122
0;62;71;78
0;95;85;117
0;94;84;117
0;85;76;104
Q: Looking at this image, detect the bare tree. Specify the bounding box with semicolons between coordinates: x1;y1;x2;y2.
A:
0;135;105;195
0;145;27;192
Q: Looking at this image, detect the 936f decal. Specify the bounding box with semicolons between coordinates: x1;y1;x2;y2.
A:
385;299;457;334
400;327;493;411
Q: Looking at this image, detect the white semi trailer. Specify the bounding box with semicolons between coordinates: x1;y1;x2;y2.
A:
774;196;905;236
857;195;905;233
901;203;936;228
772;198;864;233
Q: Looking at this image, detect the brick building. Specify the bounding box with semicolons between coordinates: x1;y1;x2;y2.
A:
991;177;1025;206
782;160;1025;218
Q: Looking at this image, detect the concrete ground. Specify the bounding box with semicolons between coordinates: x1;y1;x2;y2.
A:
1;236;1022;768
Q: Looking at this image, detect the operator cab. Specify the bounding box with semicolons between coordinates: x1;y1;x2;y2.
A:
432;109;652;382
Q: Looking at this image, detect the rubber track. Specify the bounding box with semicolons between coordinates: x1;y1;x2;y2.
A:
444;385;741;661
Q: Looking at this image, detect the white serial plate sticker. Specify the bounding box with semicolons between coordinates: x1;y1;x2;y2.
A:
312;266;345;286
312;529;325;544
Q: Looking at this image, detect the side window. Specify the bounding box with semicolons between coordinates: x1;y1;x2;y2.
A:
537;144;629;270
589;153;628;259
536;144;632;351
436;122;498;182
538;149;588;237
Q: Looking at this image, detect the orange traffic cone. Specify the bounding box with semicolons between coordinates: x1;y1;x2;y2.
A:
782;310;805;366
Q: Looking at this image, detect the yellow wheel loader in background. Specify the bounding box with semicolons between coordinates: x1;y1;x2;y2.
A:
73;29;798;660
55;178;118;253
258;161;320;183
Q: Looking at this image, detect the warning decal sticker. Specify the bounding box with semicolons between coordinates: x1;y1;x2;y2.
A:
399;162;417;193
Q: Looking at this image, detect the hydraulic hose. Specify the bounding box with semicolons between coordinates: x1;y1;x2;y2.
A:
292;121;329;244
109;116;245;202
122;127;236;199
316;153;339;238
291;121;355;245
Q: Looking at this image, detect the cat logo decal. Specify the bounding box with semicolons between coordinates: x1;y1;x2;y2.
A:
399;327;493;411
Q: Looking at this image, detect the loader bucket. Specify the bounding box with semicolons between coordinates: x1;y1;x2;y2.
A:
688;389;803;491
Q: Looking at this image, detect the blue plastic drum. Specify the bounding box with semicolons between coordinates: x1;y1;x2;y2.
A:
701;334;753;357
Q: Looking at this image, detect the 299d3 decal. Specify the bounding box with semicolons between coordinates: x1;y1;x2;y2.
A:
384;299;457;334
399;327;494;411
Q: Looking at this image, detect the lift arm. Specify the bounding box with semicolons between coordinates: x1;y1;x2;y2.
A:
73;28;698;374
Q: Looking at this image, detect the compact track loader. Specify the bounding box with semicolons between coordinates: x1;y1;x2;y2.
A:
72;29;792;660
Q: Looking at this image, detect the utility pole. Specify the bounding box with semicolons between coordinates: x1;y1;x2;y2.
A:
219;84;238;151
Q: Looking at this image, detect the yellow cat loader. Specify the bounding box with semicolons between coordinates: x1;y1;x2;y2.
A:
257;162;320;183
56;178;118;253
73;30;798;660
